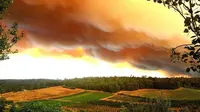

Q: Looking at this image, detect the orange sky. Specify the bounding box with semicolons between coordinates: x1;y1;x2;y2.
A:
0;0;192;79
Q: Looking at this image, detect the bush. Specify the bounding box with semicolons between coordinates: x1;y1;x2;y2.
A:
0;98;6;112
10;104;19;112
120;98;172;112
17;102;63;112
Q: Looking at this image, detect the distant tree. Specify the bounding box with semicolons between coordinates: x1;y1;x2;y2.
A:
0;0;23;60
148;0;200;73
0;86;5;94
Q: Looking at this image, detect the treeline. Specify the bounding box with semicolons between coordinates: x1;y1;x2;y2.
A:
0;79;62;93
63;76;200;92
1;77;200;93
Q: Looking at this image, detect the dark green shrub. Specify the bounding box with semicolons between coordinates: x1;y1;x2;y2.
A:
9;104;19;112
18;102;63;112
0;98;6;112
120;98;172;112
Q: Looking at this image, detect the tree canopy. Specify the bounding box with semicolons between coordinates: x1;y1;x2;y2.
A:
148;0;200;73
0;0;13;19
0;0;23;60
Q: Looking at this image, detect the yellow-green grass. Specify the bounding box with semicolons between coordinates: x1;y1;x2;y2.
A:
108;94;145;102
120;88;200;100
1;86;84;102
57;91;112;103
22;91;113;107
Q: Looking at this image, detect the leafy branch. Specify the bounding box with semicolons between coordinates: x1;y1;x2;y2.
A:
0;0;23;60
148;0;200;73
0;22;24;60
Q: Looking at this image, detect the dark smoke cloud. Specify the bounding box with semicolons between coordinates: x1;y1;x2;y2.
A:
86;45;187;76
5;0;190;76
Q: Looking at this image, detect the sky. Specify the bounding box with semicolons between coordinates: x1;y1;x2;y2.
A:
0;0;192;79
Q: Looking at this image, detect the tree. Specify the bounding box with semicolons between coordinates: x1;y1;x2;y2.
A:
0;0;23;60
148;0;200;73
0;86;5;94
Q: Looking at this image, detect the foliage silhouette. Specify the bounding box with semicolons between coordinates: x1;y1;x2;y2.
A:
120;98;172;112
148;0;200;73
0;98;6;112
17;102;63;112
0;0;13;19
0;0;23;60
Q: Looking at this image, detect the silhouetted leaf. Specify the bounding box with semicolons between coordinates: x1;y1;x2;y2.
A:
182;54;188;59
184;17;191;26
191;3;195;7
188;46;195;50
184;29;189;33
183;59;188;63
191;67;197;72
189;61;193;63
186;68;190;72
189;51;194;55
157;0;162;3
148;0;200;74
178;0;182;5
195;11;200;14
192;39;198;44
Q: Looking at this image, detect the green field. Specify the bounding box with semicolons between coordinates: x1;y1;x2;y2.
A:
57;91;112;102
109;94;146;102
124;88;200;100
17;87;200;111
22;91;113;107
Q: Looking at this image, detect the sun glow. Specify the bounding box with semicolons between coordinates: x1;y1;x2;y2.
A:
23;48;42;57
0;48;170;79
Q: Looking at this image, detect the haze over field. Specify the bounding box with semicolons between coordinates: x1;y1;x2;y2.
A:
0;0;191;79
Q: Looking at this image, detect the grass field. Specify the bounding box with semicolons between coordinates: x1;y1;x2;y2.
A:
6;86;200;111
108;94;145;102
1;86;84;102
19;91;114;111
21;91;113;107
57;91;112;103
119;88;200;100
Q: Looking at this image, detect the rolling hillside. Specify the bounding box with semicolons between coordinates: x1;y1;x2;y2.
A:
118;88;200;100
0;86;84;102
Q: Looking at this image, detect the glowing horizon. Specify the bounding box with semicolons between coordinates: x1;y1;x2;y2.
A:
0;48;188;79
0;54;166;79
